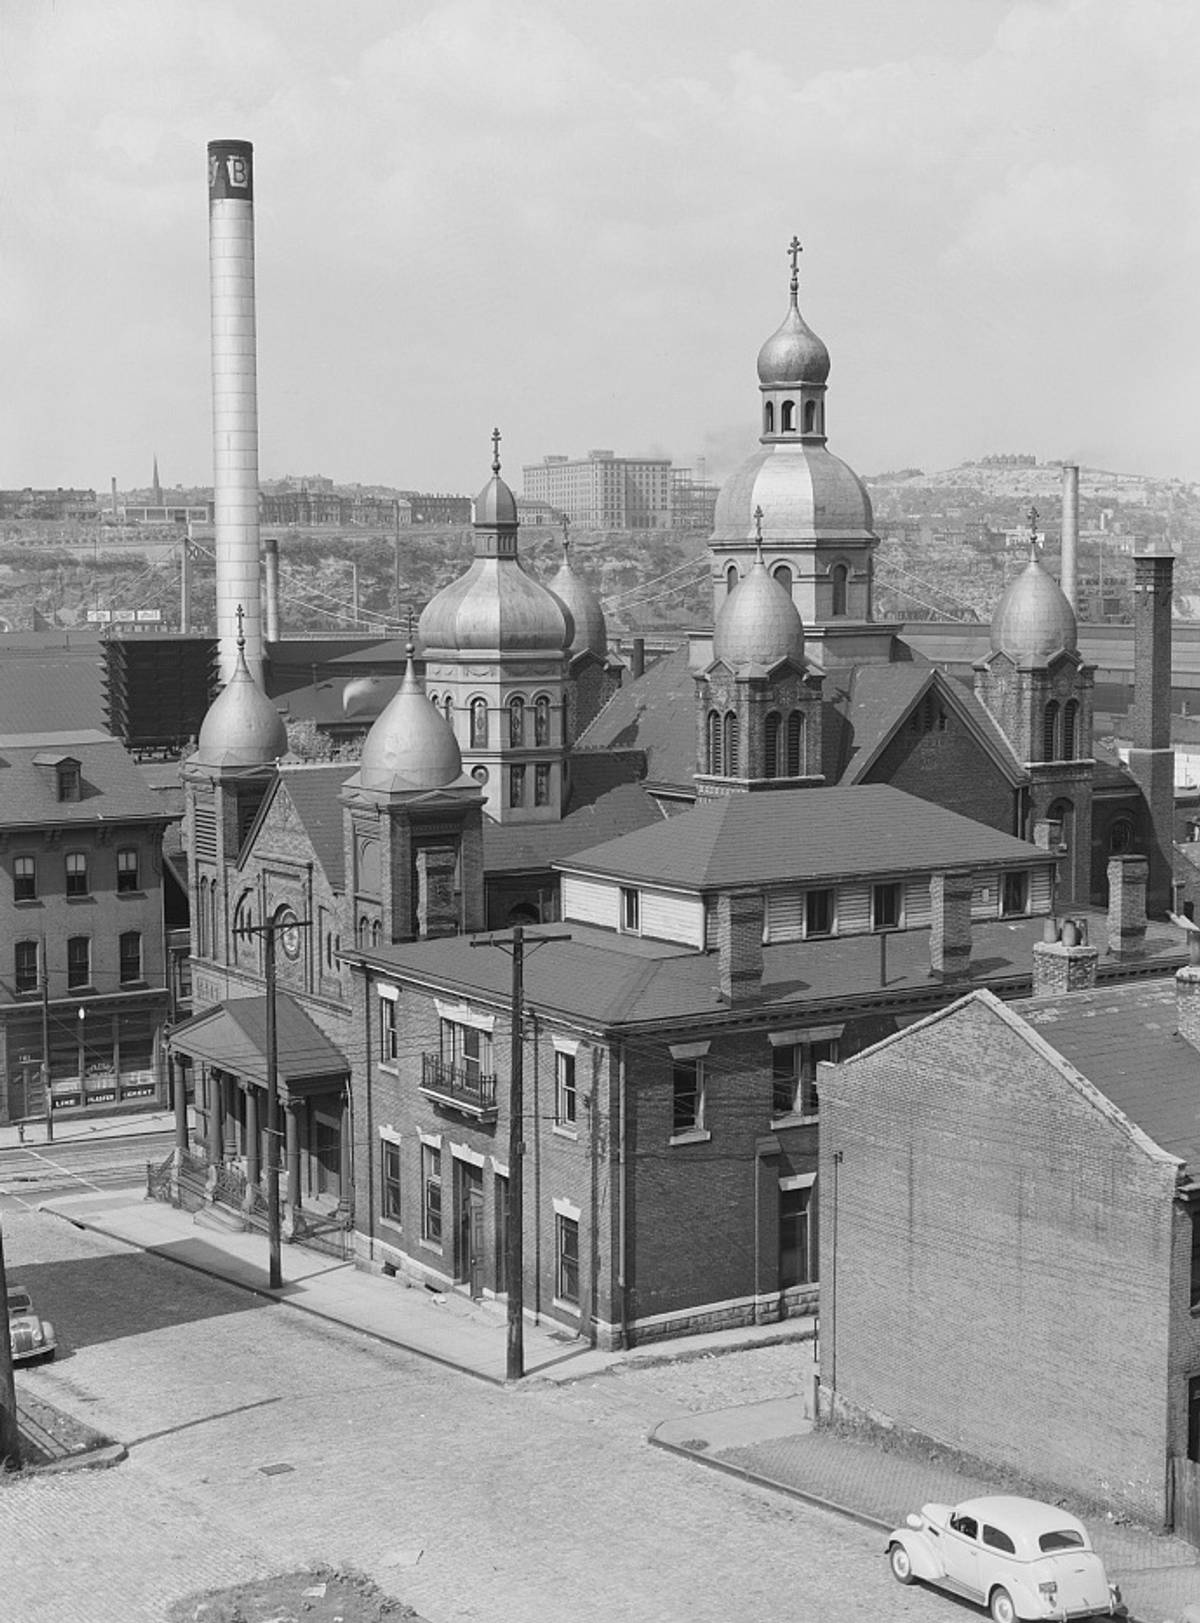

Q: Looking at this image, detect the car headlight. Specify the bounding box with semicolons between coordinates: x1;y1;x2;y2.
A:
30;1327;43;1345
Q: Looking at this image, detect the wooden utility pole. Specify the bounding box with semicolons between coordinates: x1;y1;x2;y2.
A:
471;925;569;1380
0;1226;22;1470
232;914;309;1291
40;940;52;1144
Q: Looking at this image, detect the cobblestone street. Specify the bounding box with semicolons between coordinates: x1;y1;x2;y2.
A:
0;1203;968;1623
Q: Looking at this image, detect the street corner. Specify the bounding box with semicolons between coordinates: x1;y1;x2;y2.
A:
15;1387;126;1474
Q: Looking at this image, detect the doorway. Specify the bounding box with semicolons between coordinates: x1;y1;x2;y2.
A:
456;1162;485;1299
312;1110;341;1203
494;1173;509;1295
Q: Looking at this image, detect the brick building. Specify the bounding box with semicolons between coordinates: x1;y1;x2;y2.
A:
522;451;672;530
817;894;1200;1529
0;729;176;1124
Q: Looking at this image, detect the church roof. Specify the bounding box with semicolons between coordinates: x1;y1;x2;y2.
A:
574;644;697;786
483;778;659;875
989;556;1078;665
275;764;356;890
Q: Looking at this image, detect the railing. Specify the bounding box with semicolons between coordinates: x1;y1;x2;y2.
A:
420;1054;499;1119
291;1206;353;1260
145;1148;208;1207
212;1162;248;1212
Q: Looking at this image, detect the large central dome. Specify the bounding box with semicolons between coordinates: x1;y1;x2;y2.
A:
712;443;874;544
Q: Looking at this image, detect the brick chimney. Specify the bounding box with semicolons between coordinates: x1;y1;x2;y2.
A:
1032;924;1099;996
1107;855;1148;958
1127;545;1175;915
716;887;764;1004
1176;932;1200;1048
930;869;973;981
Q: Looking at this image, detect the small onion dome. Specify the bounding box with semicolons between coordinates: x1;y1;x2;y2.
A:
713;554;805;669
472;466;518;527
358;654;462;791
548;544;607;659
712;442;873;540
342;674;384;717
990;557;1078;664
418;559;573;653
757;287;830;387
194;639;287;768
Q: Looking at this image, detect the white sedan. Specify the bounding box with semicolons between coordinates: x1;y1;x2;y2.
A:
887;1495;1121;1622
7;1283;57;1364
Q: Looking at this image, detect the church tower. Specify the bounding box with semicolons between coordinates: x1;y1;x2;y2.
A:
182;608;288;1007
974;509;1095;904
708;238;896;667
695;510;824;799
418;433;574;824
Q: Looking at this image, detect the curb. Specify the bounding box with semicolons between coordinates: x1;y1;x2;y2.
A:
27;1441;128;1476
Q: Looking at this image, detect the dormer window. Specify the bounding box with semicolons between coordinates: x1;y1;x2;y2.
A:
34;751;82;801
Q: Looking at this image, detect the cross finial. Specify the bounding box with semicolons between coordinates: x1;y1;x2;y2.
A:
753;504;765;561
406;605;415;641
235;602;245;650
491;426;502;476
562;513;570;559
788;235;803;294
1027;505;1040;558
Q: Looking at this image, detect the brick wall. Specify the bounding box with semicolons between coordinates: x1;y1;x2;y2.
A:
866;708;1016;835
818;994;1178;1521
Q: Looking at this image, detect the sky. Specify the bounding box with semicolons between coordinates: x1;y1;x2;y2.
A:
1;0;1197;496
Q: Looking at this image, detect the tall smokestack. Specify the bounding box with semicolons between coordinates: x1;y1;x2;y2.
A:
1060;462;1079;611
263;535;280;643
208;138;262;682
1127;542;1175;915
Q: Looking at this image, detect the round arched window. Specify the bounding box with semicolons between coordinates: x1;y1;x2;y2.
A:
275;906;303;960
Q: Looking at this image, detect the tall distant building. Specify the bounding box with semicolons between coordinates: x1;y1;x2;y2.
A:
522;450;671;530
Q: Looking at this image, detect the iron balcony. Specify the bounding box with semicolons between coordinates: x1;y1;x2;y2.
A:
420;1054;499;1121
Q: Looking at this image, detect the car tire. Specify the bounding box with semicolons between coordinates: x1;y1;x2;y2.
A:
888;1544;914;1585
989;1587;1017;1623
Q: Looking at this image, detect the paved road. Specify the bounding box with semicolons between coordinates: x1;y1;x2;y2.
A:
0;1202;969;1623
0;1129;173;1202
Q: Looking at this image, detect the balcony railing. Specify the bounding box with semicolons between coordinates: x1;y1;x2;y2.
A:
421;1054;499;1121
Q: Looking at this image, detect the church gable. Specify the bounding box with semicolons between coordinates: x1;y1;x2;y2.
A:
861;693;1019;836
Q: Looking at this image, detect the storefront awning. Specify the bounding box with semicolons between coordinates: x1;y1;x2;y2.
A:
166;994;349;1095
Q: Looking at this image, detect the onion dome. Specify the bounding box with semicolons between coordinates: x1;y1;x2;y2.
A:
757;257;830;386
713;443;873;542
342;674;384;717
194;618;287;768
990;555;1078;664
547;538;607;659
713;543;806;669
418;430;573;655
358;649;463;791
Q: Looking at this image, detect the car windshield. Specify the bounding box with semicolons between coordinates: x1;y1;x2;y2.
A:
1038;1529;1085;1552
7;1290;32;1314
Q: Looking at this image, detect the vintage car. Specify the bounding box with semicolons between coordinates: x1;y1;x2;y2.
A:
7;1283;56;1364
887;1495;1121;1622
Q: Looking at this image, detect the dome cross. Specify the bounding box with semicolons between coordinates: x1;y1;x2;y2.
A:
1027;505;1041;559
788;235;803;294
753;504;765;563
491;426;502;476
235;602;245;650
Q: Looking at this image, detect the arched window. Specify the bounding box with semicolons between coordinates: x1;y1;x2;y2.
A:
780;400;796;433
786;712;805;776
1108;817;1135;854
764;401;775;434
1043;700;1060;762
707;709;723;775
197;877;210;958
725;563;739;596
765;712;782;778
357;916;369;948
443;695;453;724
233;895;254;966
508;694;525;747
371;920;382;946
534;694;551;746
772;563;793;597
470;697;488;748
804;400;818;433
1062;699;1078;760
724;711;740;776
831;563;848;617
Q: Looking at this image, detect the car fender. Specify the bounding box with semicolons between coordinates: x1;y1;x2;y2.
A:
889;1528;944;1584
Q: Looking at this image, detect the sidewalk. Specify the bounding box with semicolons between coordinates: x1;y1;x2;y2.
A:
653;1400;1200;1623
0;1105;178;1150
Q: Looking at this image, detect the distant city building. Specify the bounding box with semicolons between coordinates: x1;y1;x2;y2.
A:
523;451;672;530
119;504;212;525
402;492;472;526
258;491;409;527
669;469;720;530
0;489;99;520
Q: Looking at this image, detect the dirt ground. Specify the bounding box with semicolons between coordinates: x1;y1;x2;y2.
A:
166;1567;425;1623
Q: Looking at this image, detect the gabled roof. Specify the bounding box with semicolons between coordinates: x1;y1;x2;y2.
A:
240;764;355;889
484;779;661;875
0;730;170;827
833;665;1025;788
556;783;1048;892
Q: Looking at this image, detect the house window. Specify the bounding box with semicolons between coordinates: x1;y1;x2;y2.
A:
557;1215;580;1305
803;1039;836;1116
555;1050;577;1127
381;1140;402;1224
1001;871;1028;917
509;765;525;807
117;848;139;892
771;1044;800;1116
56;762;81;802
380;997;398;1064
1190;1210;1200;1308
65;852;89;897
442;696;453;725
118;931;142;983
440;1019;493;1082
469;697;488;748
421;1145;442;1244
67;936;91;989
786;712;804;776
804;888;834;938
1109;817;1135;855
804;400;818;433
620;887;640;933
772;563;793;596
14;856;36;902
672;1056;703;1136
14;940;38;994
872;882;902;931
779;1183;816;1288
508;694;525;746
535;764;551;807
